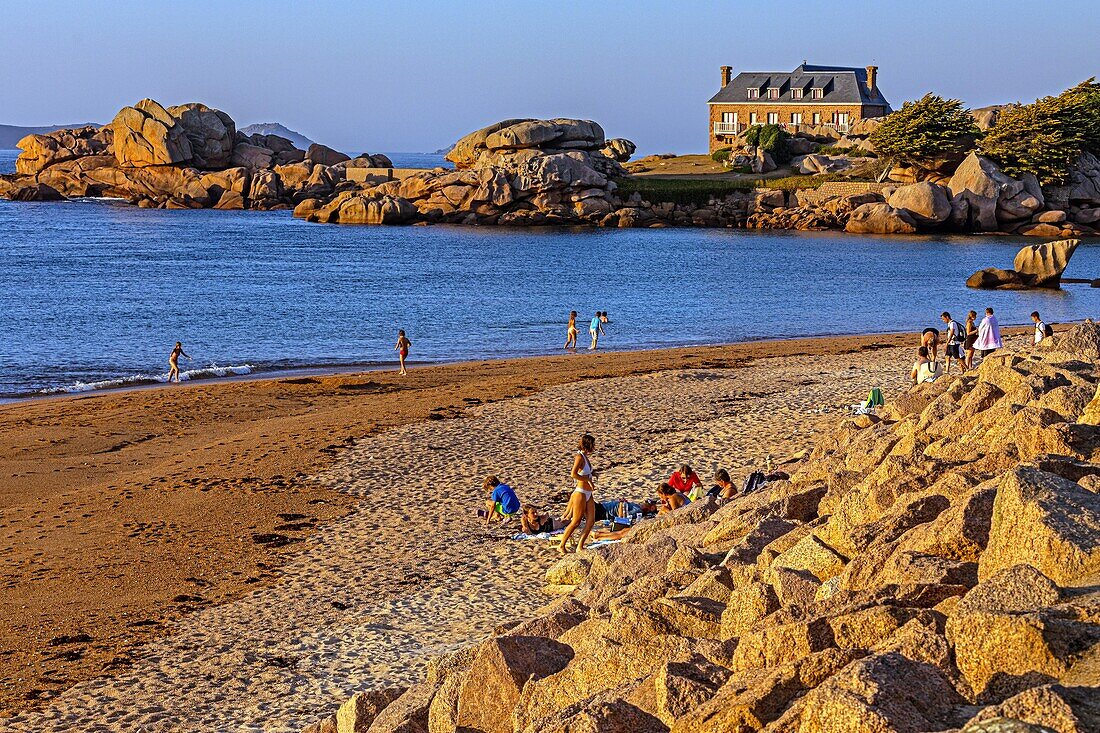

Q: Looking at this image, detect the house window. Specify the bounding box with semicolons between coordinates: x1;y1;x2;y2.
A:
812;112;821;125
791;113;802;125
746;88;759;99
721;112;735;123
767;87;780;100
749;112;758;125
811;87;823;99
767;112;779;125
791;88;803;100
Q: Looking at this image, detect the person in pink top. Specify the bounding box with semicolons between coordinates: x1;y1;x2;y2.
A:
974;307;1003;358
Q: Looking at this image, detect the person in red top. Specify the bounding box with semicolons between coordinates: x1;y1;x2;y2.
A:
667;464;702;497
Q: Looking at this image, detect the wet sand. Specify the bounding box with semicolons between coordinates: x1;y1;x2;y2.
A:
0;330;1004;723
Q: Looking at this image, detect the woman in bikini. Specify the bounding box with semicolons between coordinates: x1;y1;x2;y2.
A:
395;330;411;375
564;311;578;350
559;433;597;553
168;341;191;384
963;310;978;370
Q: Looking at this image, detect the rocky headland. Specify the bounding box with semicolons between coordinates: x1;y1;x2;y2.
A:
4;99;1099;238
297;324;1100;733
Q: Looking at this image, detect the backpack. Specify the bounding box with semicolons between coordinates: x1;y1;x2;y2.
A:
1043;323;1055;338
951;321;965;343
741;471;766;495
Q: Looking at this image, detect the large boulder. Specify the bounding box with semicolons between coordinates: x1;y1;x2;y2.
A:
966;267;1027;290
599;138;636;162
799;154;855;175
1013;239;1080;288
15;126;111;175
845;203;918;234
887;181;952;227
231;142;276;170
446;118;533;168
979;467;1100;586
455;636;572;733
166;103;236;169
307;143;351;167
447;118;605;169
1046;151;1100;209
949;153;1044;231
111;98;193;167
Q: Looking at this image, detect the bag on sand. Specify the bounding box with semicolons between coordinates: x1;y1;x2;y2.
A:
741;471;766;495
863;387;885;409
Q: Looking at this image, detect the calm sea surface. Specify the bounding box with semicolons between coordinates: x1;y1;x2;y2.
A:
3;148;1100;397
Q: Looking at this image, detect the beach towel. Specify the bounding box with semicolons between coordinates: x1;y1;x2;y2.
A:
975;315;1002;351
511;529;565;541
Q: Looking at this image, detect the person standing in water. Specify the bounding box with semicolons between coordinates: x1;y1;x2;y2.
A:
564;311;578;350
168;342;191;383
395;330;412;375
588;312;604;350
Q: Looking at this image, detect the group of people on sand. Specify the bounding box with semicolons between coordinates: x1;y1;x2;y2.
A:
565;311;610;351
481;435;778;552
911;308;1053;384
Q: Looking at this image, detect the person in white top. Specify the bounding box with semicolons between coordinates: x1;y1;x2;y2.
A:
1031;311;1051;345
974;307;1003;357
559;433;597;553
911;346;942;384
940;311;965;374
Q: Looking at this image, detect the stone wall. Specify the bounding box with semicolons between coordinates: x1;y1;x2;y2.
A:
794;181;891;206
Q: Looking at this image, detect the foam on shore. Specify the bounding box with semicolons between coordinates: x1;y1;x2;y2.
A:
39;364;254;394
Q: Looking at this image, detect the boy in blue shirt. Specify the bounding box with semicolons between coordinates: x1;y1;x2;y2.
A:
483;475;521;523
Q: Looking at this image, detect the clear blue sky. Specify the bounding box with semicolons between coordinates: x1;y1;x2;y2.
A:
1;0;1096;154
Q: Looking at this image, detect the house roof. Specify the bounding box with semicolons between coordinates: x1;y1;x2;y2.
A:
708;63;891;109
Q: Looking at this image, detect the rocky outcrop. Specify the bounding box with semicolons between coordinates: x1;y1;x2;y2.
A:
167;103;236;169
949;153;1044;231
887;181;952;226
297;324;1100;733
14;126;111;175
600;138;636;162
845;202;918;234
111;99;194;167
967;239;1080;290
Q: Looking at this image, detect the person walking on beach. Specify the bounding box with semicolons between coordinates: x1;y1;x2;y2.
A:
559;433;597;553
1032;311;1053;345
395;330;412;375
564;311;578;350
975;307;1003;359
941;311;965;374
588;312;604;350
964;310;979;370
168;341;191;383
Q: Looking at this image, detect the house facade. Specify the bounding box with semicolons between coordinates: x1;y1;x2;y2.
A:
708;63;891;152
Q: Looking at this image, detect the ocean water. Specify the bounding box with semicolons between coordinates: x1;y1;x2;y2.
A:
3;149;1100;397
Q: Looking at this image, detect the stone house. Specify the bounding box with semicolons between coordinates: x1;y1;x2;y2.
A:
708;62;891;152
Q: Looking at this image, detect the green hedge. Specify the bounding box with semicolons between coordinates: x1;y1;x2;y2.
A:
711;147;732;163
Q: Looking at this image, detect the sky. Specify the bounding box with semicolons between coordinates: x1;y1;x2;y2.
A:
1;0;1097;154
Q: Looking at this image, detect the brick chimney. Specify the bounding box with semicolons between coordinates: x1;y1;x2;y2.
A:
865;65;878;94
720;65;732;88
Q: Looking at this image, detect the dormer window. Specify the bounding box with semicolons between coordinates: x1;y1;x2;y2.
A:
746;88;759;99
811;87;824;99
791;88;804;100
767;87;780;100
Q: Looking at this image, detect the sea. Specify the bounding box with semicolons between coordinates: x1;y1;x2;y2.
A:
3;148;1100;398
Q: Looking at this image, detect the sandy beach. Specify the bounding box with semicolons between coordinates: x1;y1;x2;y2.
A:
2;329;1041;729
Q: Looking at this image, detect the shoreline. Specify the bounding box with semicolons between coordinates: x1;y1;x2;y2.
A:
0;326;1047;720
0;323;1050;406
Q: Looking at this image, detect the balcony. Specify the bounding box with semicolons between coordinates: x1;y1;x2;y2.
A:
713;122;740;135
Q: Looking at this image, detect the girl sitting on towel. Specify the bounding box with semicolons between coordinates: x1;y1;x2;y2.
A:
520;505;567;535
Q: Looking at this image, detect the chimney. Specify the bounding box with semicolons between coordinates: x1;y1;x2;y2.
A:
720;65;732;88
866;65;878;94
